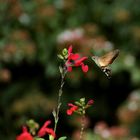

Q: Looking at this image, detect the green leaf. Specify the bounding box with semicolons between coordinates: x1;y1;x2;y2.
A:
34;138;45;140
75;101;82;106
64;54;68;59
59;66;63;74
52;109;56;117
80;98;85;104
49;135;55;140
62;48;68;56
58;136;67;140
57;54;64;60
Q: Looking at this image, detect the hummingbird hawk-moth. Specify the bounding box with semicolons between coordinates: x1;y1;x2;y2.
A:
91;49;120;78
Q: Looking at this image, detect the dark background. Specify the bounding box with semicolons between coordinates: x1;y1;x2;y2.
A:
0;0;140;139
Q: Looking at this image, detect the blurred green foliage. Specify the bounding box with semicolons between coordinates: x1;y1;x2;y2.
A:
0;0;140;139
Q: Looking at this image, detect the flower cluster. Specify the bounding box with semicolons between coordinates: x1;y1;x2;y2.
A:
38;120;56;138
16;126;33;140
58;45;89;73
16;120;55;140
67;103;78;115
66;45;88;72
67;98;94;116
17;45;94;140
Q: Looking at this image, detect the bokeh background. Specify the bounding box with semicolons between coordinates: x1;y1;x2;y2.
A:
0;0;140;139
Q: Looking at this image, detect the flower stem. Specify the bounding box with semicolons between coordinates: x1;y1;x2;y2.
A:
54;66;67;133
79;115;85;140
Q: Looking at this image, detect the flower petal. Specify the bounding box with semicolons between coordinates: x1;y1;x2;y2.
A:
45;128;56;138
67;109;72;115
38;120;55;138
68;45;73;55
70;53;80;60
87;99;94;105
68;103;75;107
67;66;72;72
42;120;51;128
74;57;88;66
16;127;34;140
81;64;89;72
67;103;78;115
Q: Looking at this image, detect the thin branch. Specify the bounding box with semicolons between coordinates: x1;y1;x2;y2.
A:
54;66;67;133
79;115;85;140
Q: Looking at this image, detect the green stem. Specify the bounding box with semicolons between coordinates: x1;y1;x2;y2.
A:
54;67;67;133
79;115;85;140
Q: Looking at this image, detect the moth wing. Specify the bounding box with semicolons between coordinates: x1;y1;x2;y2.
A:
98;49;119;67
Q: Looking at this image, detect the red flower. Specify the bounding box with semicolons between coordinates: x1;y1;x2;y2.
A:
67;103;78;115
87;99;94;105
16;126;34;140
37;120;56;138
66;45;88;72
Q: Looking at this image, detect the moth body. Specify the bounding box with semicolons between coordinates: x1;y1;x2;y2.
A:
91;49;120;78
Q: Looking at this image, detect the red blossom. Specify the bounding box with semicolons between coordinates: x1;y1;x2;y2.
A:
67;103;78;115
16;126;34;140
87;99;94;105
66;45;89;72
37;120;56;138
